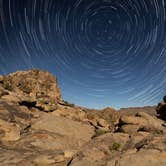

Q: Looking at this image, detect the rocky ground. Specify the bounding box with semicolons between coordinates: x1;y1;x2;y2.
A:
0;69;166;166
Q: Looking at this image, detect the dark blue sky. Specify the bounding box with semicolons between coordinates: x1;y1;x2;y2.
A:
0;0;166;109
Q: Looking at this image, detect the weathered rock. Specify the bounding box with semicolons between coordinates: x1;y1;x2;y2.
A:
97;118;109;127
120;115;147;125
156;102;166;119
0;119;21;141
84;107;118;132
0;86;9;98
156;96;166;119
163;95;166;103
0;69;62;112
32;113;95;148
70;133;130;166
53;105;87;122
120;124;140;134
64;150;75;158
101;107;120;125
118;112;164;134
136;112;163;131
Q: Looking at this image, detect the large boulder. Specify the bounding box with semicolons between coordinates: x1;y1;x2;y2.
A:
118;112;164;134
156;96;166;119
164;95;166;103
32;112;95;149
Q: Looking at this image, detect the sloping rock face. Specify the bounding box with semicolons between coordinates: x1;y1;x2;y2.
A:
0;69;166;166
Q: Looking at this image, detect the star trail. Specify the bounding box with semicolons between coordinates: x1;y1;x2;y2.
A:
0;0;166;109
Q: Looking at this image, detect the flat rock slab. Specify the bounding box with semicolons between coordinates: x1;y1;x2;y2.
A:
32;113;95;148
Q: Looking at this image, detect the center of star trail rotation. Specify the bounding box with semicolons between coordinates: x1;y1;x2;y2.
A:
0;0;166;109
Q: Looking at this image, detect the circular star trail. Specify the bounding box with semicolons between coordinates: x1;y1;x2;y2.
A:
0;0;166;109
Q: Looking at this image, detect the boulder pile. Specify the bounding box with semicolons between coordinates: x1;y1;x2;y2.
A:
0;69;165;166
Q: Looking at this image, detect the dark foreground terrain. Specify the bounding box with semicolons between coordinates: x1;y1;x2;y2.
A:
0;69;166;166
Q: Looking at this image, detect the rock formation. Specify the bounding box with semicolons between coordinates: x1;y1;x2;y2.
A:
0;69;62;112
0;69;165;166
156;95;166;119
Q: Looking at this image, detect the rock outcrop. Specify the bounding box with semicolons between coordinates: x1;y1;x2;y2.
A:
0;69;62;112
156;95;166;119
0;69;165;166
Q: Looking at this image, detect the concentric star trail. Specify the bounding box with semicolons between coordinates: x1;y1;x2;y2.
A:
0;0;166;109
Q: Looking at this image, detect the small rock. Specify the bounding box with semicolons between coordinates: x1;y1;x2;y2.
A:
64;150;75;158
120;115;147;125
97;118;110;130
120;124;140;134
34;155;57;165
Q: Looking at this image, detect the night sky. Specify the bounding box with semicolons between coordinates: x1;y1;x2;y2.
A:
0;0;166;109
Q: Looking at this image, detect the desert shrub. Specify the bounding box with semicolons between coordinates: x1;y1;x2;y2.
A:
63;100;75;107
3;81;13;91
109;142;121;151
